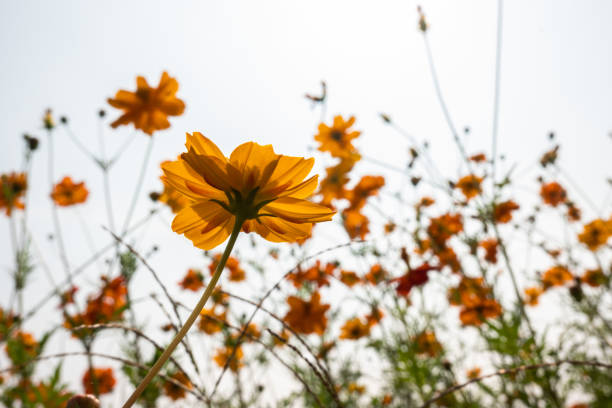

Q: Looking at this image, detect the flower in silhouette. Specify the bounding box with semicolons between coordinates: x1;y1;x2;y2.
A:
50;177;89;206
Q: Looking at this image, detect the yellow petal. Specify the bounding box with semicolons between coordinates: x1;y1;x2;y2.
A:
136;76;150;91
161;160;223;200
261;156;314;197
263;198;335;223
259;217;312;242
277;175;318;199
172;202;234;250
107;91;140;109
160;98;185;116
185;132;227;162
181;150;236;191
151;110;170;131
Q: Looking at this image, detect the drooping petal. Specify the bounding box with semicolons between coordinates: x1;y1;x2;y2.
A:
263;197;335;223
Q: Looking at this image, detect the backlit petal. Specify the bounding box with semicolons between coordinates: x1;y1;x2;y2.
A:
185;132;227;161
263;198;335;223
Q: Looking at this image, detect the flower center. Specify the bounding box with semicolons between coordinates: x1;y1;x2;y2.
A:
330;130;343;141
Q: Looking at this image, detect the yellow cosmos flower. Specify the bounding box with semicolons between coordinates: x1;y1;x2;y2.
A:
162;132;336;250
107;72;185;136
314;115;361;158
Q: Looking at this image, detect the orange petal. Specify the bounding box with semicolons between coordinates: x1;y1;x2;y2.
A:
185;132;227;161
181;150;235;192
263;197;335;223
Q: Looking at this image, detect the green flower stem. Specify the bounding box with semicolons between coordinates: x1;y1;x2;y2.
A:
122;217;244;408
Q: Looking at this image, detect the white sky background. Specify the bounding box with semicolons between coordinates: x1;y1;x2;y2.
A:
1;0;611;404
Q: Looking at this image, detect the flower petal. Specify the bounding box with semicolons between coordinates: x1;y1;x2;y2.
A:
181;150;236;192
185;132;227;162
263;197;335;223
172;202;233;250
161;160;224;200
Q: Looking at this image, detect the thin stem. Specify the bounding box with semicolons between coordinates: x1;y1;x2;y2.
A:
121;217;244;408
491;0;504;185
121;136;154;236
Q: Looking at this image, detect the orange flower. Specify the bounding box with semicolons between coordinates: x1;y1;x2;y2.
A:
198;308;226;334
577;218;612;251
347;175;385;210
456;174;483;201
0;172;27;216
541;266;573;288
448;276;491;307
283;291;330;335
435;246;461;273
50;176;89;207
82;367;116;395
466;367;481;379
469;153;487;163
338;270;360;287
58;285;78;308
162;133;335;250
384;222;396;234
156;162;191;213
459;298;502;326
493;200;519;223
339;317;371;340
391;263;438;296
582;268;606;287
416;196;435;209
318;156;358;205
163;371;193;401
178;269;204;291
365;307;384;327
414;331;442;357
524;286;544;306
540;181;567;207
364;264;387;285
343;208;370;239
347;383;366;394
213;346;244;372
209;254;245;282
566;203;581;222
288;260;335;288
382;394;393;405
427;213;463;246
479;238;498;264
6;331;38;360
314;115;361;158
107;72;185;135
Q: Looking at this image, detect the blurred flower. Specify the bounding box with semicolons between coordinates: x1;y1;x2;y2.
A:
492;200;519;224
58;285;78;308
427;213;463;246
414;331;442;357
347;383;366;394
107;72;185;135
456;174;483;201
198;308;226;334
541;266;573;289
364;264;387;285
524;286;543;306
384;221;396;234
566;202;581;222
283;291;330;335
315;115;361;159
318;156;358;205
209;254;245;282
448;276;491;307
459;298;502;326
581;268;606;287
82;367;116;395
479;238;498;264
391;263;438;296
43;108;55;130
0;172;27;216
466;367;481;379
469;153;486;163
213;346;243;372
539;145;559;167
50;177;89;207
338;270;360;287
339;317;371;340
416;196;435;210
435;246;461;273
156;162;192;213
342;208;370;239
540;181;567;207
162;133;335;250
347;175;385;210
288;260;335;288
178;269;204;291
577;218;612;251
365;307;384;327
163;371;193;400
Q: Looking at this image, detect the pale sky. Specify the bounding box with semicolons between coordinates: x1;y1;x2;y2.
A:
1;0;611;403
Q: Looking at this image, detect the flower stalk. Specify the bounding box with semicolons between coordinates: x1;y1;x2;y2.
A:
122;217;244;408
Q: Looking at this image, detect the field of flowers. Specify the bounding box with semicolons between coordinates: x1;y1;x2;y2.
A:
1;4;611;408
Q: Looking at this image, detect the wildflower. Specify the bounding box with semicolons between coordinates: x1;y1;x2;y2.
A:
492;200;519;223
427;213;463;246
539;145;559;167
283;291;330;335
524;286;543;306
58;285;78;308
577;218;612;251
178;269;204;291
364;264;387;285
288;260;335;288
459;298;502;326
338;270;360;287
82;367;116;394
384;221;396;234
540;181;567;207
414;331;442;357
365;307;384;326
318;156;358;205
435;246;461;273
107;72;185;135
198;308;226;334
50;176;89;207
448;277;491;307
209;254;245;282
347;175;385;210
156;163;191;213
271;328;290;347
213;346;244;372
416;196;435;209
0;172;27;216
242;323;261;341
343;208;370;239
6;331;38;360
566;202;581;222
163;371;193;400
582;268;606;287
466;367;481;379
392;263;438;296
347;383;366;394
541;266;573;288
469;153;486;163
480;238;498;263
315;115;361;158
382;395;393;405
456;174;483;201
162;133;335;250
339;317;371;340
